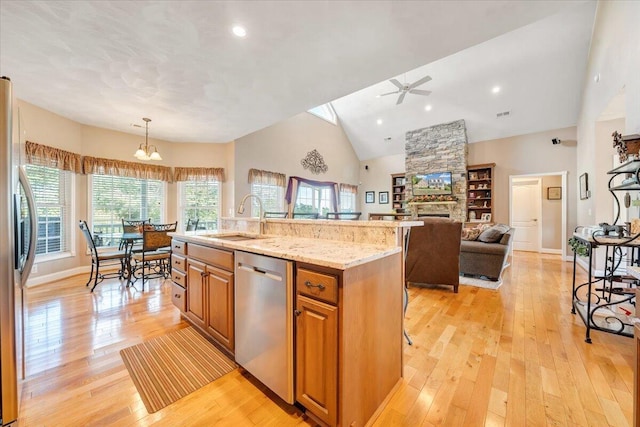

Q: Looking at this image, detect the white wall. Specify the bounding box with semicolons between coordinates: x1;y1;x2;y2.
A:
576;0;640;228
357;153;405;219
234;112;360;215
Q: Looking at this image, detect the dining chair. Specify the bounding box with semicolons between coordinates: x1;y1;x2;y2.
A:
120;218;150;250
129;225;175;290
186;218;199;231
292;212;319;219
326;212;362;220
263;212;289;218
78;220;129;292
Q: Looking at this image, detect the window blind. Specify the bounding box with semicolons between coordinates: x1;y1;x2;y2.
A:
179;180;221;232
90;175;165;247
25;165;73;256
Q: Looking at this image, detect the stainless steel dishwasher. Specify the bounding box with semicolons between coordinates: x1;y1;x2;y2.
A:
235;251;294;404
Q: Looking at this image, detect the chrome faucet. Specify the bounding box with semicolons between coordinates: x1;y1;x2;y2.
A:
237;193;265;235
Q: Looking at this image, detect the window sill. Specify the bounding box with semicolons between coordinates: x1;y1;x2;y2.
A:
35;251;75;264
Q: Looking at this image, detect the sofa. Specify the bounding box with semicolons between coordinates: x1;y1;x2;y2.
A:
405;217;462;292
459;224;514;281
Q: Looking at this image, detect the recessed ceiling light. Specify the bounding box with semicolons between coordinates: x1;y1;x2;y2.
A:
376;119;383;125
425;105;432;111
232;25;247;38
492;86;501;94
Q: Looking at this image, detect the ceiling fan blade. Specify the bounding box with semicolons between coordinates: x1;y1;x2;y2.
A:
409;89;432;96
396;92;407;105
379;90;400;97
389;79;404;89
409;75;432;89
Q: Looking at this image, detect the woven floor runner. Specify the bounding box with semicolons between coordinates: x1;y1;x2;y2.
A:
120;326;236;413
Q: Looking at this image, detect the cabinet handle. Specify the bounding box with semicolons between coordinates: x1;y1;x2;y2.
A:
174;259;180;264
305;280;325;290
174;294;181;299
201;272;207;277
294;310;301;316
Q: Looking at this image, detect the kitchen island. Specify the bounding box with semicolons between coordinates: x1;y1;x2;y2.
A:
169;220;417;427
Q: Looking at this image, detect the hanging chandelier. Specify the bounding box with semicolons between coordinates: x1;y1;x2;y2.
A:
133;117;162;161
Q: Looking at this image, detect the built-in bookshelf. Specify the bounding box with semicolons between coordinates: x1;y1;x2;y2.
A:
467;163;495;223
391;173;406;213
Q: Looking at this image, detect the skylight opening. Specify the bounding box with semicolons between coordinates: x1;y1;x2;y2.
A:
308;103;337;125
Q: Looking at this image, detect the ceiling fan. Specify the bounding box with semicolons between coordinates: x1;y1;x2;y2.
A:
378;75;432;105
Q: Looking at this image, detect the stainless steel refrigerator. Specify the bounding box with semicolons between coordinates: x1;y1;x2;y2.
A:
1;76;37;426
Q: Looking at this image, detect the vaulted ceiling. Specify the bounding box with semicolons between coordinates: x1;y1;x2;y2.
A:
0;1;595;160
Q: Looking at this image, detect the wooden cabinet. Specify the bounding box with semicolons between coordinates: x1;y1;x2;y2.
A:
391;173;407;212
467;163;495;222
295;267;339;426
178;240;235;353
205;265;234;350
296;295;338;426
294;256;403;427
186;258;206;327
170;239;188;313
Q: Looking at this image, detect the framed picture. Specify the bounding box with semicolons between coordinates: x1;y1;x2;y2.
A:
547;187;562;200
365;191;375;204
480;213;492;222
579;173;589;200
379;191;389;204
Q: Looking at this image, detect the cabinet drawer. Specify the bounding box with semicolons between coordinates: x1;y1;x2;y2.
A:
171;269;186;287
188;243;234;271
171;282;186;313
171;239;187;255
171;254;186;272
297;268;338;305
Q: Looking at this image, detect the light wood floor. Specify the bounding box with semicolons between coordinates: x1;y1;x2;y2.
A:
17;252;635;426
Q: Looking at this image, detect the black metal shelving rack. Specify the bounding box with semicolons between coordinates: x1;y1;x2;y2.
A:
571;159;639;343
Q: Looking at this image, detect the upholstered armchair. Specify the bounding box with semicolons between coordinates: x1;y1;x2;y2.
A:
405;217;463;293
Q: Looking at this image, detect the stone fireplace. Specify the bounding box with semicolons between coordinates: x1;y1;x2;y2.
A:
405;119;468;222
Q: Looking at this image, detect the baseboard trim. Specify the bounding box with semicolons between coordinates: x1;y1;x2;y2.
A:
26;266;90;287
540;248;562;255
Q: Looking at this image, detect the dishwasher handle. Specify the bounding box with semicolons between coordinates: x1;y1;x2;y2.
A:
238;264;283;282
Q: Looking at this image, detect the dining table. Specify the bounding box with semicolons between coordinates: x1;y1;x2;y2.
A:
120;232;143;279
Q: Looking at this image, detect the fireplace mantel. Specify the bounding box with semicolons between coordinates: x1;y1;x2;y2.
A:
408;201;457;218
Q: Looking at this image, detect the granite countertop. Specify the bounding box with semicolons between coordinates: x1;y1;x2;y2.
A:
221;217;422;228
169;232;401;270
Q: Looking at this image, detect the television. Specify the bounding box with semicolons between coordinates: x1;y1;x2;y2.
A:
411;172;453;196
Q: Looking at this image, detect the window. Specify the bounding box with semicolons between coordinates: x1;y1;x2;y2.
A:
307;103;337;125
248;169;286;217
178;180;221;232
340;191;356;212
295;183;334;216
250;182;285;216
25;165;73;257
90;175;165;247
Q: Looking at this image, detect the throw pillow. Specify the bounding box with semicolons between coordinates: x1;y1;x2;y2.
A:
478;223;511;243
462;227;481;241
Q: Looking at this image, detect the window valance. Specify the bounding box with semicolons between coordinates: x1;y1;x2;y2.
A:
25;140;82;173
82;156;173;182
175;167;225;182
248;168;286;187
339;183;358;194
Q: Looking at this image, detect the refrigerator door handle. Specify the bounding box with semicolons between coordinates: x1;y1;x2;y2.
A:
18;166;37;287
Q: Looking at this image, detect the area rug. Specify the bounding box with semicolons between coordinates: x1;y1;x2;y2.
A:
120;327;236;413
459;275;503;290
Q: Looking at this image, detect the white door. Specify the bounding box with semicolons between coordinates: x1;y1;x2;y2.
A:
512;179;541;252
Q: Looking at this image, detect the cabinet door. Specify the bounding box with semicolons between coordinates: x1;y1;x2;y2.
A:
206;265;234;351
186;259;206;328
295;295;338;426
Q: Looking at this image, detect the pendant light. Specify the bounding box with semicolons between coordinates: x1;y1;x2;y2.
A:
134;118;162;161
